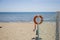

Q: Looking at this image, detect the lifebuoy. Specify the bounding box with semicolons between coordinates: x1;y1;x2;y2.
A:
33;15;43;31
33;15;43;24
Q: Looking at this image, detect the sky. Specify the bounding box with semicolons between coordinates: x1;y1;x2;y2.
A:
0;0;60;12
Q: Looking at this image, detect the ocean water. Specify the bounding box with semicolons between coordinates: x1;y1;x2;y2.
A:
0;12;56;22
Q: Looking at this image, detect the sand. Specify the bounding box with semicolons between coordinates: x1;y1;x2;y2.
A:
0;22;56;40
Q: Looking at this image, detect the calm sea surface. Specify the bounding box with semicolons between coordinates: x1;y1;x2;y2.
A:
0;12;56;22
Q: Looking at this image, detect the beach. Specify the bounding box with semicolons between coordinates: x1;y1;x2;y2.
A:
0;22;56;40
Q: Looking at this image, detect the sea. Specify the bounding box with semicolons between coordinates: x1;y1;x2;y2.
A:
0;12;56;22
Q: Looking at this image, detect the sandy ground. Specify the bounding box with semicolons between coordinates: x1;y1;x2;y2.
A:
0;22;56;40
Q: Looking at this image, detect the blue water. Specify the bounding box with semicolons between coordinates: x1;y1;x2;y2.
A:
0;12;56;22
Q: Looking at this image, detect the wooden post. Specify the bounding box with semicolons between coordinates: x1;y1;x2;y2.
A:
56;11;60;40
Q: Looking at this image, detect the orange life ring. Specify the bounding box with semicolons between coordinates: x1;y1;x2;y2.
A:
33;15;43;24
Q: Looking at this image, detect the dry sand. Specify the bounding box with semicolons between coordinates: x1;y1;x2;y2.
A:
0;22;56;40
